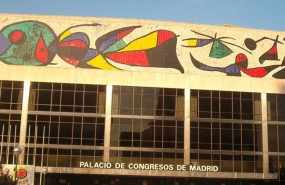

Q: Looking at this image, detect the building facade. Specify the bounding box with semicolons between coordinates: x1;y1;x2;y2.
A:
0;13;285;185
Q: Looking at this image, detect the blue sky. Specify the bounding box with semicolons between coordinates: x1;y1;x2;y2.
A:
0;0;284;31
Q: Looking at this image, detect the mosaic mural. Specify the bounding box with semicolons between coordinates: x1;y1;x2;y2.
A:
0;18;285;79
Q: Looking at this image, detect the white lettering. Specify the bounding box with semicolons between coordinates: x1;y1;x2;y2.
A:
79;162;94;168
207;166;211;171
196;166;201;171
79;162;218;172
128;163;173;171
177;165;186;171
93;162;112;169
80;162;84;168
189;165;219;172
189;165;197;171
115;163;125;169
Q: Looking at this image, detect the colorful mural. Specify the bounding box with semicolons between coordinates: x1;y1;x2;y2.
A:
0;17;285;79
187;35;285;78
0;21;183;73
182;30;251;59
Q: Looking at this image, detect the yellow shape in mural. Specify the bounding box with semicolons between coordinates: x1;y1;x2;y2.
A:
185;39;198;47
59;30;72;41
119;32;158;52
87;54;118;70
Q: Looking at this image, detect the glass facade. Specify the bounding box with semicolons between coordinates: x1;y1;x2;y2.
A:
267;93;285;175
110;86;184;164
1;80;285;183
189;90;263;173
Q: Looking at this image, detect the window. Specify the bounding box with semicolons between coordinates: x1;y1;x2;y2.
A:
30;82;106;113
0;80;23;110
110;86;184;164
267;94;285;121
190;90;261;120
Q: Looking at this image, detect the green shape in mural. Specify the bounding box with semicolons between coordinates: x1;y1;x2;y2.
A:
0;21;56;65
209;40;233;59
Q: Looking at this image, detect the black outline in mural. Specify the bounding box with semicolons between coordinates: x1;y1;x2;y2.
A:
182;30;251;59
190;52;282;78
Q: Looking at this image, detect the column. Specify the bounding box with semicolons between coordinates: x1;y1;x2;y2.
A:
103;85;112;162
184;89;190;164
19;81;31;164
261;92;269;174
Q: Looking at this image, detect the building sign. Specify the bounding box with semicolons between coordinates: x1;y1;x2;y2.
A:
79;162;219;172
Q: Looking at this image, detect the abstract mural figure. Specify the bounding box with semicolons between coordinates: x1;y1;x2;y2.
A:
190;53;279;78
0;21;184;73
234;53;280;77
49;23;114;69
190;33;285;78
244;36;283;64
271;58;285;78
103;28;183;72
243;36;285;78
0;21;57;65
183;30;250;59
190;53;241;76
54;25;184;72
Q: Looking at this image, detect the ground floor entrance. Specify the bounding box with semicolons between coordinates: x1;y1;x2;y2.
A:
36;173;282;185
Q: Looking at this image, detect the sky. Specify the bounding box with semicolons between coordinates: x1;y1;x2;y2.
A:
0;0;284;31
